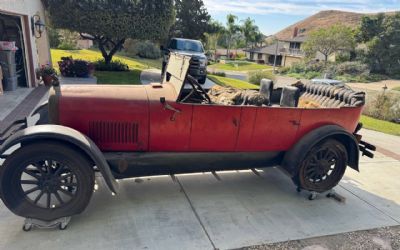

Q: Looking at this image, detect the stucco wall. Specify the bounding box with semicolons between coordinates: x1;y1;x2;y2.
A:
283;55;302;67
0;0;51;87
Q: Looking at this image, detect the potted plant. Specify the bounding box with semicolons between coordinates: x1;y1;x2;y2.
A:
37;65;57;86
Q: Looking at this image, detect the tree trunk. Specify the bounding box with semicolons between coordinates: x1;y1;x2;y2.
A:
97;38;126;65
324;54;328;66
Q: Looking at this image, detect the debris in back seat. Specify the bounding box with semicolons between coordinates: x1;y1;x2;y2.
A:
208;85;267;106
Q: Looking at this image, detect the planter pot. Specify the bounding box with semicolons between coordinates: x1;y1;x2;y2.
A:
42;75;53;86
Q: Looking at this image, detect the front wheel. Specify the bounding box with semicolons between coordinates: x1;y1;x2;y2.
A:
0;142;94;221
294;139;347;193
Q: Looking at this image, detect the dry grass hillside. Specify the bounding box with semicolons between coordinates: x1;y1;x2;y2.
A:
275;10;395;40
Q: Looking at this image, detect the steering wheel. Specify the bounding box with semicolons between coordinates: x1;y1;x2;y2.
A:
181;75;212;104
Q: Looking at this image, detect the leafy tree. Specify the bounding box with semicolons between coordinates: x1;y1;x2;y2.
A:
172;0;211;40
47;27;61;48
241;18;258;49
226;14;240;57
204;21;225;57
302;25;355;65
253;32;265;47
44;0;175;64
357;12;400;77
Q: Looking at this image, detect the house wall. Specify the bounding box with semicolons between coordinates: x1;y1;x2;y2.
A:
0;0;51;87
283;55;302;67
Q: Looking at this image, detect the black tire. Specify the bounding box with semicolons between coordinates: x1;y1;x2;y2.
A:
0;141;94;221
198;76;206;84
294;139;347;193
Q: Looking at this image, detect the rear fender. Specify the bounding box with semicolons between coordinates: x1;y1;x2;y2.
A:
0;125;119;193
281;125;359;177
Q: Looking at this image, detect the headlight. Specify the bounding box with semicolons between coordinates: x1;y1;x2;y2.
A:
199;59;207;67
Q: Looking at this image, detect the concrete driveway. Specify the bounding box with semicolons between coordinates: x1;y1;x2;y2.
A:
0;129;399;249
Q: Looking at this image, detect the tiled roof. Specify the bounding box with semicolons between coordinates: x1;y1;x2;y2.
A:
244;41;286;55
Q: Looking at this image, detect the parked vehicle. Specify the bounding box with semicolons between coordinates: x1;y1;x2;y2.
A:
161;38;207;84
0;53;375;225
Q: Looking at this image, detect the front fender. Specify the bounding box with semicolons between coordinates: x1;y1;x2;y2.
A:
0;125;119;193
281;125;359;177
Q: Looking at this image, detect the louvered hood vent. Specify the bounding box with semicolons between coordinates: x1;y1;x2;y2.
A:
89;121;139;144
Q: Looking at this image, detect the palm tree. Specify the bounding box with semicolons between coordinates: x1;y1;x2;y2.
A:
226;14;239;58
241;17;258;49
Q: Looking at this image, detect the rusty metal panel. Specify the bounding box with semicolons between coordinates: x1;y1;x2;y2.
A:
190;104;241;151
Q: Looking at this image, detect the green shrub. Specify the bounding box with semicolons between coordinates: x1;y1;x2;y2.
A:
123;40;161;59
248;70;276;85
335;61;369;75
208;71;226;77
288;62;307;73
72;60;90;77
94;59;129;71
278;66;290;74
364;92;400;122
57;42;78;50
305;71;321;79
136;41;161;59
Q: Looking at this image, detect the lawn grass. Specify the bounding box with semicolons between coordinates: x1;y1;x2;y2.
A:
116;53;163;69
94;70;141;85
394;86;400;91
360;115;400;136
50;49;158;85
209;61;272;72
208;75;259;89
51;49;153;71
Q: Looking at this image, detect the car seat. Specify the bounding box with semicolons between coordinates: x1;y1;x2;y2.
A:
259;79;274;106
280;86;300;107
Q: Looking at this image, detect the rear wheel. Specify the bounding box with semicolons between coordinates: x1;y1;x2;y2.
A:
294;139;347;193
0;142;94;221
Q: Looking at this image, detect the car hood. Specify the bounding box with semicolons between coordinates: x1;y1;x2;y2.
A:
169;50;206;59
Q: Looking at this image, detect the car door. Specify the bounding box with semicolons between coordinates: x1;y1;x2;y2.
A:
189;104;241;151
247;107;302;151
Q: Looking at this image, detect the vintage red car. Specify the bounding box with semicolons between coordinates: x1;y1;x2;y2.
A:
0;53;375;225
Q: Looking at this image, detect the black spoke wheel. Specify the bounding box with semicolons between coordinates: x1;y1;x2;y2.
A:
0;142;94;221
295;139;347;193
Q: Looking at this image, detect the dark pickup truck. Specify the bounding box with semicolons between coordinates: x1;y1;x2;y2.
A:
161;38;207;84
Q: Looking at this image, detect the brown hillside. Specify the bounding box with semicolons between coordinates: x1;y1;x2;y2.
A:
275;10;394;40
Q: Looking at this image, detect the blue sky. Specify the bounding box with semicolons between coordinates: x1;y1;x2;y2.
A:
204;0;400;35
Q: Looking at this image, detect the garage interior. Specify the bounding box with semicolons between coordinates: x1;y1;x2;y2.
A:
0;12;28;92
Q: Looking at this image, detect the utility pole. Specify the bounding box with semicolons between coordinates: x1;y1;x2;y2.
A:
273;39;279;73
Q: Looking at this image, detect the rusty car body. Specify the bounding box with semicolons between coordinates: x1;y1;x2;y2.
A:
0;53;375;224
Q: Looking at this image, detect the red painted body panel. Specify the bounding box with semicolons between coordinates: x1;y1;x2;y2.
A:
296;106;363;141
249;107;302;151
58;85;150;151
190;105;241;151
147;84;193;151
56;85;363;153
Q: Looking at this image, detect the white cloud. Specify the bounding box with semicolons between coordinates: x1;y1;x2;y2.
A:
203;0;400;15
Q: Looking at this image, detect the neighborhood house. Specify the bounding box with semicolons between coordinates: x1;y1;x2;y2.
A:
245;28;334;67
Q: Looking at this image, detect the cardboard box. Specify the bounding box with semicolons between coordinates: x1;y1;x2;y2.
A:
0;41;16;51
